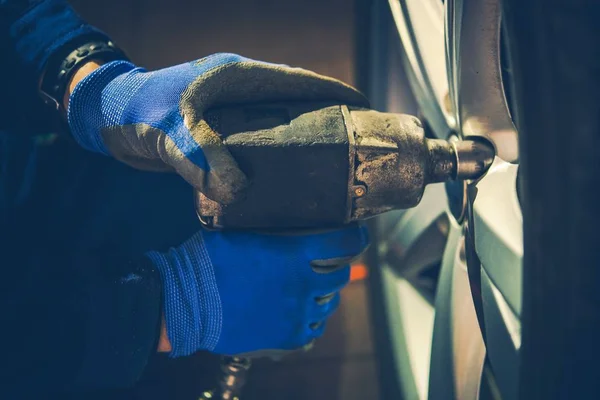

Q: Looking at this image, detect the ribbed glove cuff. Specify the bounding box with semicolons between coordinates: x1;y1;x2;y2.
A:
146;232;222;357
67;60;139;154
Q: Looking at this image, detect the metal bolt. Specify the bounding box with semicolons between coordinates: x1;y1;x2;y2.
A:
354;187;366;197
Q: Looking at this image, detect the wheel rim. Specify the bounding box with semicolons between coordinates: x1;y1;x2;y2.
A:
451;0;518;161
374;1;524;399
388;0;453;137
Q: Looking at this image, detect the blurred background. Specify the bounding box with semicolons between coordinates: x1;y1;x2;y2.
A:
66;0;382;398
70;0;356;83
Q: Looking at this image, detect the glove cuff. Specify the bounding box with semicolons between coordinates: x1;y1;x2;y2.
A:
146;232;223;357
67;60;139;154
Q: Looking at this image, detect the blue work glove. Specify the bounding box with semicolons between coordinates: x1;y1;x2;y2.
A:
146;224;369;357
67;53;368;204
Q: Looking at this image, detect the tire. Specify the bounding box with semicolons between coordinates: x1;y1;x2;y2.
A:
502;1;600;398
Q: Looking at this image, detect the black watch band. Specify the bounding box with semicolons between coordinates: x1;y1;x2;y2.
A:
39;39;129;112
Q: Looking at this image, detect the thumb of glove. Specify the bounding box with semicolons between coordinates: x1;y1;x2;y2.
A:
170;115;249;205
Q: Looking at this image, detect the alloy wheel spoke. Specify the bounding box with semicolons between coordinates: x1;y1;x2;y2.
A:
451;0;518;161
388;0;452;137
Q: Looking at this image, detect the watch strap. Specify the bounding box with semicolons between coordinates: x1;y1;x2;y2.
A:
39;39;129;112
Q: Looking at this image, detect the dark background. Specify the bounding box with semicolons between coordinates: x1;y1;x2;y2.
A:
70;0;356;84
66;1;381;399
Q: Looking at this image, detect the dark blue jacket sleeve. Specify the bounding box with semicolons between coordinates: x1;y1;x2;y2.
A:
3;242;164;395
0;1;176;395
0;132;172;396
0;0;109;135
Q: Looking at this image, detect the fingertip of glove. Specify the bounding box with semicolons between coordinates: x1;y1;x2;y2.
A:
206;171;251;206
308;321;327;340
339;222;370;249
310;258;353;273
177;157;250;205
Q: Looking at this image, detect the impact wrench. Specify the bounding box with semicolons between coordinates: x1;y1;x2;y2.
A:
196;101;495;399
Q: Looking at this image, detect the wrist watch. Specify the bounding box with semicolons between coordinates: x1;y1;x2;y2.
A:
39;38;129;115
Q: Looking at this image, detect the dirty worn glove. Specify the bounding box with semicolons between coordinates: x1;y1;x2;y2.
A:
67;53;368;204
146;224;369;357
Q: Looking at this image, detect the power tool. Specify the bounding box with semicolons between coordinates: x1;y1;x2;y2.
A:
196;101;495;400
196;101;494;230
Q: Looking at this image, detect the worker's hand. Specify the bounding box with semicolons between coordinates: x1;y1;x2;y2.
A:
145;224;369;357
66;53;368;204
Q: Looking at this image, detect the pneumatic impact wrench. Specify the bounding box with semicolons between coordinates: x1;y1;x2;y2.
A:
197;101;495;399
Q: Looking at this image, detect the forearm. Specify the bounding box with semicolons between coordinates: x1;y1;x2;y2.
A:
3;248;164;396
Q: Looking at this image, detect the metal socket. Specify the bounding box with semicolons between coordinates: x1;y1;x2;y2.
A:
453;138;495;180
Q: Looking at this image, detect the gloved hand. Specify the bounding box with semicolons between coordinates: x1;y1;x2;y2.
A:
146;224;369;357
67;53;368;204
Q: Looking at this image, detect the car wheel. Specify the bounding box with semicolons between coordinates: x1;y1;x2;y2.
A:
355;0;600;399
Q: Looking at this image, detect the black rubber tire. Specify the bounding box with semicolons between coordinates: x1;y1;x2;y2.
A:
502;1;600;398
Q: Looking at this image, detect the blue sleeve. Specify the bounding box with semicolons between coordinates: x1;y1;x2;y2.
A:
0;3;174;393
0;0;110;134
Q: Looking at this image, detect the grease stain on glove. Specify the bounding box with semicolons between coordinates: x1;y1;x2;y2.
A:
67;53;368;204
